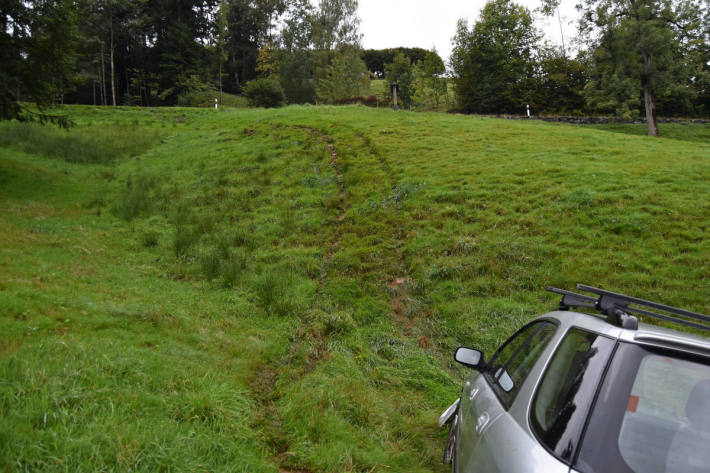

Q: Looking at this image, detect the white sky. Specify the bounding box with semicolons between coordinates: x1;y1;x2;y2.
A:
355;0;580;62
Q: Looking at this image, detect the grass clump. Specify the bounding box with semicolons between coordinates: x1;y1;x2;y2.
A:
253;271;301;317
111;174;156;220
140;230;160;248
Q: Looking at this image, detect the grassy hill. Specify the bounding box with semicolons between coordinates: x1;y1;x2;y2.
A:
1;105;709;472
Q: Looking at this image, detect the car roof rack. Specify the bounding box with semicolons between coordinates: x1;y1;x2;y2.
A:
547;284;710;332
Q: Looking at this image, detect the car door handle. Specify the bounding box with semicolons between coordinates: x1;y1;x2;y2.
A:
469;386;480;401
476;411;490;434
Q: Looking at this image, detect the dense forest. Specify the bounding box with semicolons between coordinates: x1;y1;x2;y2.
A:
1;0;709;134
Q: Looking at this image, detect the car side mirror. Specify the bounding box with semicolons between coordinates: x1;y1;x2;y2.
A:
455;347;486;370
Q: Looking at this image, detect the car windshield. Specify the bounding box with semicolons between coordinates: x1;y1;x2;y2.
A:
575;342;710;473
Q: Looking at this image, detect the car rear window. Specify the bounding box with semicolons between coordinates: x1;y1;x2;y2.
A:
575;343;710;473
620;355;710;473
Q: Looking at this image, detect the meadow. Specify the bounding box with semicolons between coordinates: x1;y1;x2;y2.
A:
1;105;709;472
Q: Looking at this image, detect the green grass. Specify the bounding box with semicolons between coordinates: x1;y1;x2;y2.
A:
1;105;709;472
587;121;710;143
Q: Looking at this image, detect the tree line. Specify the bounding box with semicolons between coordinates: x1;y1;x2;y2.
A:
2;0;708;135
1;0;365;113
451;0;709;135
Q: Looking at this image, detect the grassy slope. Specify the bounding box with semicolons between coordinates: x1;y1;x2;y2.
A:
1;105;709;472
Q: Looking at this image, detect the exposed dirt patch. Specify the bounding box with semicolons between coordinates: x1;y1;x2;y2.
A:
389;277;407;288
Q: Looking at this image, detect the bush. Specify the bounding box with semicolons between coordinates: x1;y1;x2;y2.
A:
177;89;218;108
243;79;285;108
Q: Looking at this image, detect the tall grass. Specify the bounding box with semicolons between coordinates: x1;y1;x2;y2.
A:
0;121;162;164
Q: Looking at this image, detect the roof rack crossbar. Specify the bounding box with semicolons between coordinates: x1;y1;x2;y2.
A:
623;306;710;332
546;284;710;332
547;287;597;303
577;284;710;324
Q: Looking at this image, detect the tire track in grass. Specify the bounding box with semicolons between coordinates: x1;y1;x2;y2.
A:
242;123;346;473
296;126;346;372
347;126;428;339
246;122;434;472
352;129;396;188
311;122;429;340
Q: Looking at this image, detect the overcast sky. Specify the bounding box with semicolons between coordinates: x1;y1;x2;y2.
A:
355;0;580;62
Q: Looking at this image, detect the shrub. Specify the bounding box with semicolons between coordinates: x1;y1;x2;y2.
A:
243;79;285;108
177;89;218;108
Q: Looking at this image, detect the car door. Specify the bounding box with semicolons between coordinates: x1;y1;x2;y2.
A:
456;321;563;473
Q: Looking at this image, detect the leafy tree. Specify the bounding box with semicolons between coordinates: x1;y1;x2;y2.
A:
361;47;441;77
280;0;313;51
384;52;415;107
316;47;370;103
1;0;79;123
450;0;539;114
68;0;218;106
221;0;285;91
277;0;316;103
411;49;449;110
275;0;362;104
531;46;587;115
279;50;317;103
256;41;280;80
311;0;361;51
310;0;362;99
578;0;706;135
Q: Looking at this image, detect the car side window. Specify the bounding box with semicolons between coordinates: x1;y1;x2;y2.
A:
531;328;615;464
486;321;557;406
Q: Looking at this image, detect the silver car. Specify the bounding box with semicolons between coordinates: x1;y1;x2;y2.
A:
440;284;710;473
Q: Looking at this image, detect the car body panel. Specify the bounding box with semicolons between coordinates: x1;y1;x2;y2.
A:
454;338;570;473
455;315;571;473
461;410;570;473
445;305;710;473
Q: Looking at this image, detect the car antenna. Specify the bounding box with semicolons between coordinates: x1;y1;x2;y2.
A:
546;284;710;332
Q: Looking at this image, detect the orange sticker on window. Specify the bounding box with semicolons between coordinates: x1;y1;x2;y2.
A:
627;395;640;413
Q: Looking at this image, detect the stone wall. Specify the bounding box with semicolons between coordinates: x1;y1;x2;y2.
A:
490;115;709;125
